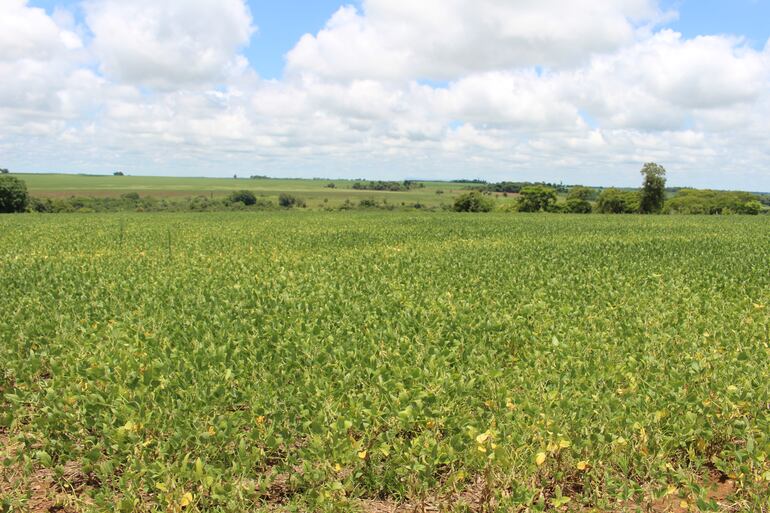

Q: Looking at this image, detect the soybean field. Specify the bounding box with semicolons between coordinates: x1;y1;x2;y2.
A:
1;212;769;512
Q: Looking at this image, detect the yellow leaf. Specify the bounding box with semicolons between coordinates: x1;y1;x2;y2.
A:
357;450;367;460
679;500;689;510
536;452;547;466
576;461;588;471
476;433;490;445
155;482;168;492
334;463;342;472
180;492;193;508
559;439;571;449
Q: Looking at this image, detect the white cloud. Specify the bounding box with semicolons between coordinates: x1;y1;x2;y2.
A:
0;0;82;62
84;0;255;89
286;0;668;81
2;0;770;189
571;30;769;130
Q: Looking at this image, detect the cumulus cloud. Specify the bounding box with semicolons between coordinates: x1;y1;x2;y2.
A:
286;0;668;81
0;0;82;62
84;0;255;88
2;0;770;189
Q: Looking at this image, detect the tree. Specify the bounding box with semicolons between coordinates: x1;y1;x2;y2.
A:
228;190;257;206
517;185;557;212
567;186;596;201
639;162;666;214
453;191;494;212
0;175;30;213
596;188;639;214
664;189;759;215
0;168;9;174
113;171;125;176
740;200;762;216
565;198;593;214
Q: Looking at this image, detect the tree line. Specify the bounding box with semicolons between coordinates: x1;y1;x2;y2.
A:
453;163;766;215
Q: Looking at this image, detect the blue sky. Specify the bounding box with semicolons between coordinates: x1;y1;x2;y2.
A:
5;0;770;188
665;0;770;47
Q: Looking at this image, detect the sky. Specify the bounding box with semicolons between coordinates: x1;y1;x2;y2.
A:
2;0;770;189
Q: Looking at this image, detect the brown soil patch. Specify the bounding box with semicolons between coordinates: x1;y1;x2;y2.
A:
360;476;492;513
645;477;738;513
0;432;94;513
358;474;740;513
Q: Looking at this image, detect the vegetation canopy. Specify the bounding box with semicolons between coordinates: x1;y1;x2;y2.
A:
1;213;768;512
517;185;557;212
0;175;29;213
639;162;667;214
452;191;495;212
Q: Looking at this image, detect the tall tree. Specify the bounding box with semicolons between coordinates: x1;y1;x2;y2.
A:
0;175;29;213
639;162;666;214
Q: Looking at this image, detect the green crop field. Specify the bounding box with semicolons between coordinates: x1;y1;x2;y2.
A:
2;212;769;512
17;173;488;209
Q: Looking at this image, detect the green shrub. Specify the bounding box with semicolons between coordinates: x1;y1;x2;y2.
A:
453;191;494;212
359;198;379;208
279;193;306;208
740;200;763;215
29;197;53;213
664;189;761;215
517;185;557;212
565;198;593;214
596;189;640;214
0;175;29;213
567;186;597;201
228;190;257;206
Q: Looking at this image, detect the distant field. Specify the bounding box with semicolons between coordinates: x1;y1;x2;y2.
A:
2;212;769;512
18;173;501;208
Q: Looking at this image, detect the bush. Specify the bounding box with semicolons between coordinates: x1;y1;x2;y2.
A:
0;175;29;213
0;168;9;174
664;189;760;215
567;186;596;201
596;189;640;214
279;193;306;208
517;185;557;212
122;192;141;201
453;191;494;212
739;200;763;215
359;199;379;208
565;198;593;214
29;197;53;213
228;190;257;206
